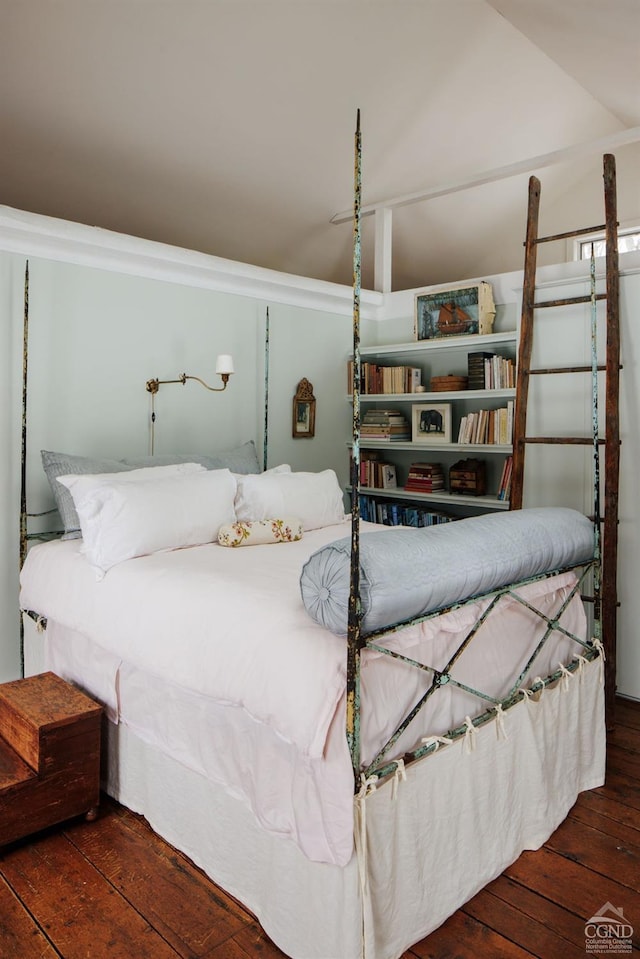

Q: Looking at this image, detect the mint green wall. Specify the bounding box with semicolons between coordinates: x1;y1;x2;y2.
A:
262;302;352;475
0;253;361;681
1;253;24;683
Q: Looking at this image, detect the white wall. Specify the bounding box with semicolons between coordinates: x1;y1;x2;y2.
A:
617;268;640;701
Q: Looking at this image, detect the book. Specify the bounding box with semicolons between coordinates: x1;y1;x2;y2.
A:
404;461;445;493
497;455;513;500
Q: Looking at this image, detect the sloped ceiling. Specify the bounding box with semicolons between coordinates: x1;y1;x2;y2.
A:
1;0;638;291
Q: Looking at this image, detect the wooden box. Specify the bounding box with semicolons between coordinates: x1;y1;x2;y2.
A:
449;458;487;496
0;671;102;845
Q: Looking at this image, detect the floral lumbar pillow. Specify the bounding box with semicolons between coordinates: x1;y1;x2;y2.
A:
218;517;303;548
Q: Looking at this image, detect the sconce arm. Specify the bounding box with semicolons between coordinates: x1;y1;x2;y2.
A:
146;374;187;395
183;373;230;392
145;372;230;395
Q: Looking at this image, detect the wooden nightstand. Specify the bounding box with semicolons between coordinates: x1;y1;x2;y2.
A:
0;671;102;846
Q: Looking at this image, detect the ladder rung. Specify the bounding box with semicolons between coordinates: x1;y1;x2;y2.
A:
534;223;607;244
580;595;620;607
522;437;605;446
529;365;606;375
534;294;606;308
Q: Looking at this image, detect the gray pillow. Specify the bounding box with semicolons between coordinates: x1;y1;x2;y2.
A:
42;441;262;539
123;441;262;475
41;450;136;539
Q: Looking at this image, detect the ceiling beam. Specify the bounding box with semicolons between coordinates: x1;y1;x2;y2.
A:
331;125;640;225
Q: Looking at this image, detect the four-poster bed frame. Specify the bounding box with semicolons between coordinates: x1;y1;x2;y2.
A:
344;112;605;792
15;114;610;959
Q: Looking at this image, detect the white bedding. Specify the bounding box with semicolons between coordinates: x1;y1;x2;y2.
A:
21;523;357;759
22;602;606;959
20;520;589;867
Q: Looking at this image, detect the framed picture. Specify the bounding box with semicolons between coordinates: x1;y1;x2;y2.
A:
414;281;495;341
411;403;452;444
292;378;316;438
381;463;397;489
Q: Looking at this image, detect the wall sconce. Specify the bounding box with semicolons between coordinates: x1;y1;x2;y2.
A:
145;354;235;454
146;354;235;395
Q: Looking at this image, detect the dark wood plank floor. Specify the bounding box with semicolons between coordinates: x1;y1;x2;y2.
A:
1;698;639;959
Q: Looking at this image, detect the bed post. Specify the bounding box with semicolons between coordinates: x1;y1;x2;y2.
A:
346;111;363;785
263;306;270;471
19;260;30;676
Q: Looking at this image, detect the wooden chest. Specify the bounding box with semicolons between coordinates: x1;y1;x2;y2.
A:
449;458;487;496
0;671;102;846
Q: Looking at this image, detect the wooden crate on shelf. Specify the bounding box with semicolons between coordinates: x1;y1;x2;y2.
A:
449;458;487;496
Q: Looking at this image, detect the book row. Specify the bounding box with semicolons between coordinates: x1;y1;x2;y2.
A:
353;456;511;500
348;361;422;395
357;494;454;527
357;458;398;489
457;402;514;445
467;351;515;390
347;350;515;396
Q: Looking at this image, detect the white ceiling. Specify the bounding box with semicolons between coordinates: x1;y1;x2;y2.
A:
1;0;638;291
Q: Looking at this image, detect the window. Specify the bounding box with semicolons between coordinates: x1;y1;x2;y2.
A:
578;228;640;260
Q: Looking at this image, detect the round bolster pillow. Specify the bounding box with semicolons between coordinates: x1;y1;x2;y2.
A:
218;517;303;547
299;507;595;636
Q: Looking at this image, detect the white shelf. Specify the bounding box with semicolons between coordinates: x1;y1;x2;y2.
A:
344;329;517;517
357;331;517;359
349;388;515;403
349;441;513;454
349;485;510;511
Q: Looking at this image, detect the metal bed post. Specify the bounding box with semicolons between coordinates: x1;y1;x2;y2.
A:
19;261;30;676
346;110;363;785
263;306;270;472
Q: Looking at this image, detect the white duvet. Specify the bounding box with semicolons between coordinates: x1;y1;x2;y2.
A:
21;522;359;758
20;520;588;866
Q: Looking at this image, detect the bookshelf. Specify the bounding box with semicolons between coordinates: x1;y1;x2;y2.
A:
347;331;517;521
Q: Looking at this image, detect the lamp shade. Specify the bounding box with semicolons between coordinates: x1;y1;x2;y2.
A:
215;354;235;375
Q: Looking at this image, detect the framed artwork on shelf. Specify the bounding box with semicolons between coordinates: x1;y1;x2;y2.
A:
414;281;496;340
411;403;452;444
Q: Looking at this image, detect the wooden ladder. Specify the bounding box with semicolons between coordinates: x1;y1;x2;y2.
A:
510;153;620;725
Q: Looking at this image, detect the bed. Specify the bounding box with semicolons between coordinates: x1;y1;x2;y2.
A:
19;472;605;959
16;118;607;959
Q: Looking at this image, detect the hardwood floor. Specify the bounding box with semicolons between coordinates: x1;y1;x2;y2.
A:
1;698;639;959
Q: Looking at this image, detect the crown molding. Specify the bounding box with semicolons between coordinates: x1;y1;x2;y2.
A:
0;205;383;319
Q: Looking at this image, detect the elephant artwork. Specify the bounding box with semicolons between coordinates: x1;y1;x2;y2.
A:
412;403;452;443
419;408;443;433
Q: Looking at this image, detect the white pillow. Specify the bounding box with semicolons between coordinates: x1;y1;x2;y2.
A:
234;469;345;530
57;460;205;491
232;463;291;480
52;461;206;539
57;468;237;577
